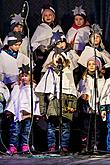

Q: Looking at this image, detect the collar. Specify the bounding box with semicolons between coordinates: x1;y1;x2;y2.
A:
5;49;18;59
72;23;87;30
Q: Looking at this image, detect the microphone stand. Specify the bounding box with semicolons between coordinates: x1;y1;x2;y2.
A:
84;31;98;155
57;58;63;153
92;30;100;154
93;44;98;153
22;1;35;153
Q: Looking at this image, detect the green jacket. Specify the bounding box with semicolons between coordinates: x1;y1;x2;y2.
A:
38;93;77;121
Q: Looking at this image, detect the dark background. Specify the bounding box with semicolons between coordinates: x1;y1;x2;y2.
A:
0;0;110;52
0;0;108;152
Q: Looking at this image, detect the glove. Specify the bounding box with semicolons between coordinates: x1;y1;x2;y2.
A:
101;111;106;121
81;94;89;101
38;45;46;53
42;114;48;120
5;110;14;121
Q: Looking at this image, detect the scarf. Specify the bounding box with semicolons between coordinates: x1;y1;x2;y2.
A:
5;49;18;59
72;23;87;30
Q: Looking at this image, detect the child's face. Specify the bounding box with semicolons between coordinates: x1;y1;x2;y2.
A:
56;41;66;49
90;34;101;47
87;60;96;72
42;9;55;24
13;24;23;32
20;73;30;85
9;42;21;52
74;15;85;27
9;41;22;52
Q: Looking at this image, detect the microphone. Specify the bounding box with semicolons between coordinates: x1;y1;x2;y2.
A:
57;57;63;71
57;57;63;65
46;43;56;51
21;1;29;18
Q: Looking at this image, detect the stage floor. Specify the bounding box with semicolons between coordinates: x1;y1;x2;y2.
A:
0;153;110;165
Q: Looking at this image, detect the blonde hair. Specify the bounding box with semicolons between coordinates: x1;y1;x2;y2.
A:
82;67;105;80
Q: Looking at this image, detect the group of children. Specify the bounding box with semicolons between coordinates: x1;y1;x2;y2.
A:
0;4;110;155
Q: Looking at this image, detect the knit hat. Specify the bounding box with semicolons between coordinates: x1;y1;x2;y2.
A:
8;31;22;46
72;6;87;21
41;4;55;14
87;56;102;70
41;4;55;22
10;13;24;31
51;31;66;45
19;64;30;75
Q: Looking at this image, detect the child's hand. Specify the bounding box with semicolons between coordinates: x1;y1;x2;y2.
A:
38;45;46;53
101;111;106;121
42;114;48;120
87;107;94;113
5;110;14;121
81;94;89;101
68;107;76;113
64;107;76;113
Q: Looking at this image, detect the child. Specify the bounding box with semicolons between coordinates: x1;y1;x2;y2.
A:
77;56;105;152
0;31;30;91
3;13;29;57
0;80;10;113
35;32;78;153
66;6;90;56
78;24;110;69
31;4;63;83
100;76;110;151
0;80;10;152
5;64;40;155
77;23;110;87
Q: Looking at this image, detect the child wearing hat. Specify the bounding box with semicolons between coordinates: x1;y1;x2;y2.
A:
78;24;110;69
66;6;90;56
5;64;40;155
76;24;110;86
31;4;63;52
31;4;63;84
77;56;105;152
35;31;78;153
66;6;90;86
3;13;29;56
0;31;30;91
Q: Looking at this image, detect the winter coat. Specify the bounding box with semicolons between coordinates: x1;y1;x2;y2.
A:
66;25;90;53
0;50;30;84
78;74;105;112
31;23;63;51
5;84;40;121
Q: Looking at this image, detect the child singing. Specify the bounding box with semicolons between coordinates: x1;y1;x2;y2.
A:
5;64;40;155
